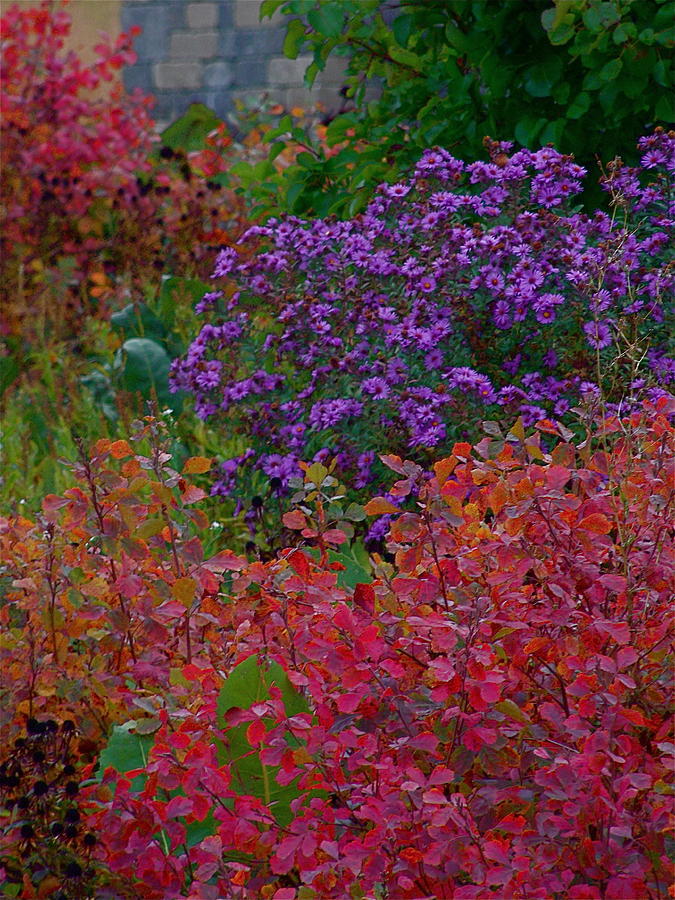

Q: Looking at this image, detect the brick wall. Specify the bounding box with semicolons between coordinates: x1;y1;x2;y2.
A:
120;0;348;126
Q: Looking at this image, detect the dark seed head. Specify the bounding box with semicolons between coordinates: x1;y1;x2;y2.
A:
32;750;46;764
16;796;30;810
62;764;76;777
33;780;49;797
64;808;80;824
20;823;34;839
270;476;282;491
61;720;75;733
26;718;41;735
64;861;82;878
65;824;78;839
251;495;263;509
65;781;79;797
83;832;97;847
51;822;64;836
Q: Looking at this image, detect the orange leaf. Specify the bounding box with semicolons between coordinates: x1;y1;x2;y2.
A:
110;440;133;459
433;456;457;488
577;513;612;534
182;456;212;474
452;442;472;459
364;497;400;516
488;482;508;515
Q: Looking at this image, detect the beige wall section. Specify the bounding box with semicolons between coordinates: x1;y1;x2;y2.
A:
1;0;121;66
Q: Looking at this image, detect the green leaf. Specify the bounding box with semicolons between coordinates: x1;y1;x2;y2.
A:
284;17;308;59
119;338;172;404
111;302;166;344
392;13;413;46
548;22;575;45
655;93;675;121
96;722;153;791
495;700;532;725
566;90;591;119
160;103;222;153
653;59;671;87
598;58;623;81
216;655;314;826
307;4;344;39
514;115;547;145
524;58;563;97
0;354;20;397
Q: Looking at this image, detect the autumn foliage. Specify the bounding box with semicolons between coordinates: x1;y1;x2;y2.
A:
1;400;673;898
0;1;246;340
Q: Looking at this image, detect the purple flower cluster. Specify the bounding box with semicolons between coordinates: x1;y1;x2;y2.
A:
171;131;674;499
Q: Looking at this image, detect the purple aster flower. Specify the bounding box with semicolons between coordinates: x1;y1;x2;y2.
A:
583;319;613;349
212;247;238;278
195;290;223;314
542;348;558;368
493;300;512;329
362;377;391;399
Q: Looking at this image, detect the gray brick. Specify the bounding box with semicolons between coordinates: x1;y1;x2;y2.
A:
205;60;234;89
219;1;234;29
236;27;284;56
234;0;282;28
123;63;154;94
154;62;203;90
234;57;269;89
120;4;170;61
218;29;238;58
170;30;219;59
267;55;312;86
186;2;219;29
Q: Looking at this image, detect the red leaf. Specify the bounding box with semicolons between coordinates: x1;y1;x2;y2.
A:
287;549;310;580
165;795;193;818
246;719;266;745
353;582;375;614
282;509;307;530
379;453;406;474
336;692;361;713
203;550;246;572
181;484;207;504
595;620;631;645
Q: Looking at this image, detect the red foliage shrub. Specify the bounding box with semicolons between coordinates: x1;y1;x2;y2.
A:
64;401;670;898
0;1;246;340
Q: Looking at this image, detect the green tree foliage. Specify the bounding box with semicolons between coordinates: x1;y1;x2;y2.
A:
253;0;674;216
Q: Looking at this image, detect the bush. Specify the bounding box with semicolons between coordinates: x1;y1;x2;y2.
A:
0;1;246;341
70;399;673;899
170;133;674;511
245;0;675;217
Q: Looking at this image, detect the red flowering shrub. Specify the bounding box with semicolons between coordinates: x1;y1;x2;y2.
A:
56;400;669;899
0;1;246;340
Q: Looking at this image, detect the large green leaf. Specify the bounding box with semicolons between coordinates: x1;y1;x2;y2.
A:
96;722;153;791
160;103;223;153
216;655;316;826
119;338;172;405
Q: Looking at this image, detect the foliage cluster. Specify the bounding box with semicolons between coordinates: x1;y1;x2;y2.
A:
0;1;247;343
1;401;672;897
242;0;675;216
171;132;674;523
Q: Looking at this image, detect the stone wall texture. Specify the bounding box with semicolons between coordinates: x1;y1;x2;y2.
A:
120;0;348;125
